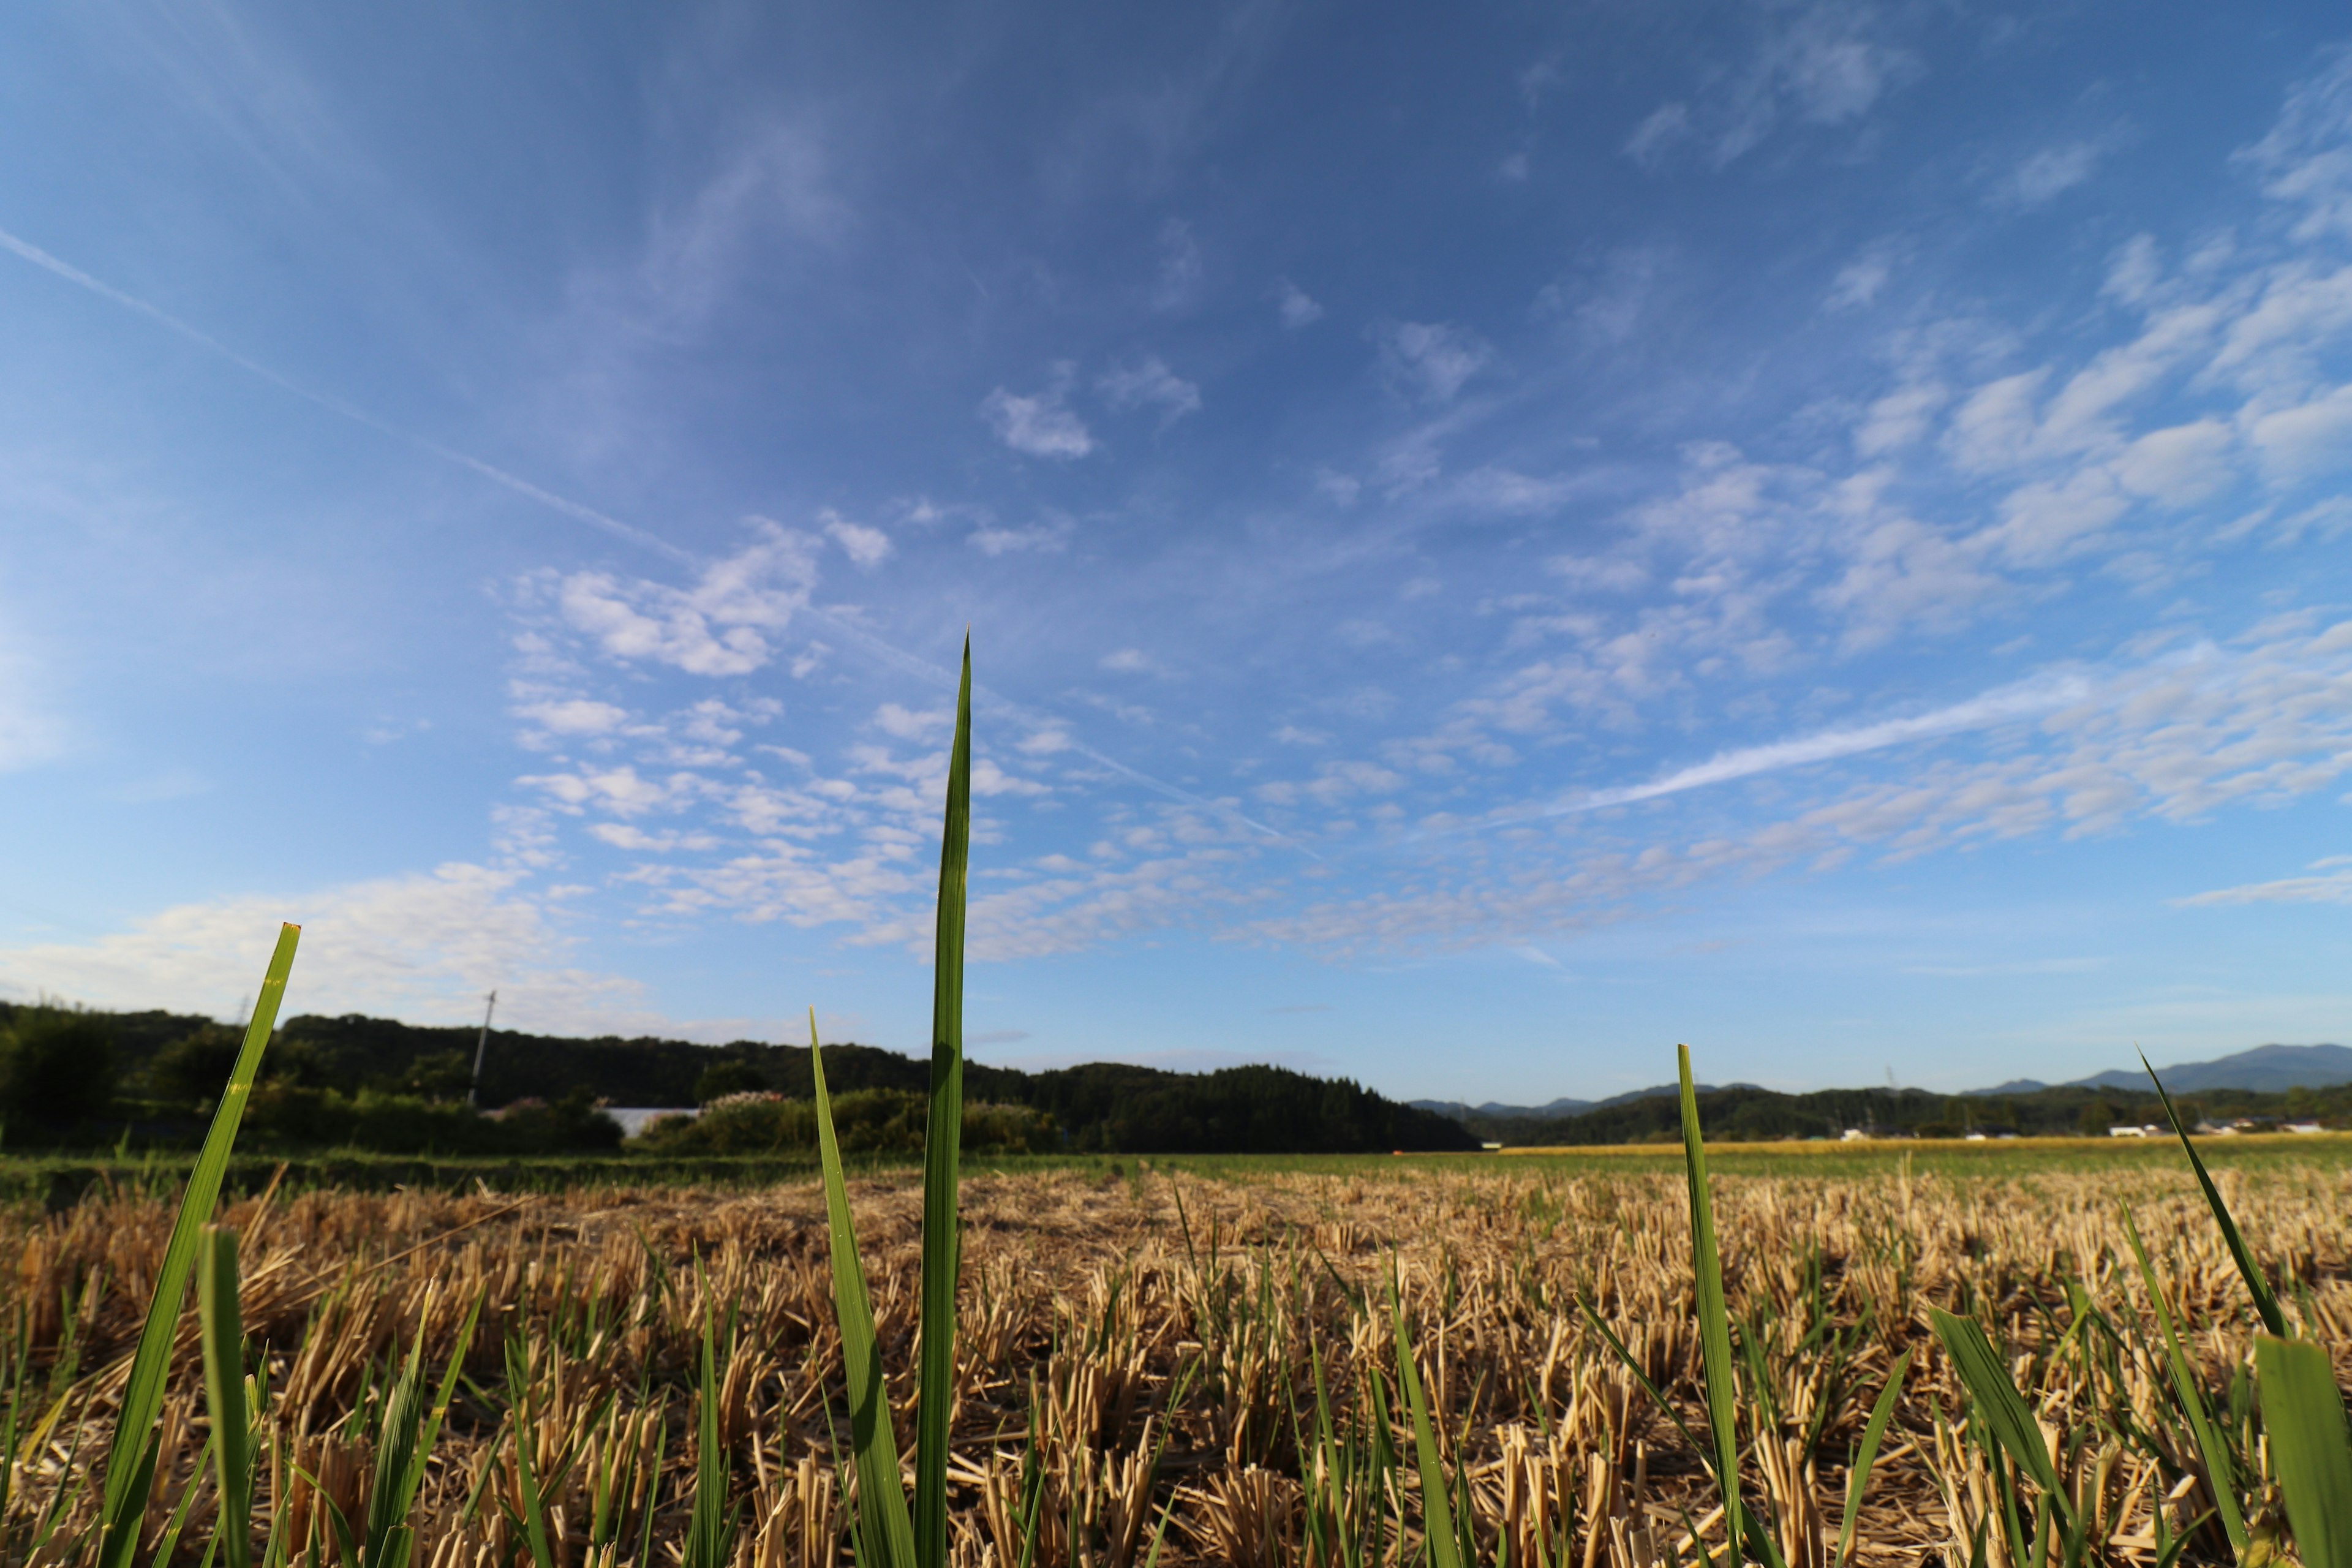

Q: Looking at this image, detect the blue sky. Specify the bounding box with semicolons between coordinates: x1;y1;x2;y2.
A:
3;2;2350;1102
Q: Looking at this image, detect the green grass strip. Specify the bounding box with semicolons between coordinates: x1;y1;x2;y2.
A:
2143;1051;2288;1338
810;1006;918;1568
914;636;973;1568
2255;1333;2352;1568
97;922;300;1568
2119;1203;2247;1553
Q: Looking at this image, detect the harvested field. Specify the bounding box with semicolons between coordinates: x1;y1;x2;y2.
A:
6;1158;2350;1567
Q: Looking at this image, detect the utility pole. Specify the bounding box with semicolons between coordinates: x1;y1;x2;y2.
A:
468;990;497;1108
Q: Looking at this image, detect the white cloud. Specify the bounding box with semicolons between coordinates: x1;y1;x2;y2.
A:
1825;244;1900;312
1995;140;2108;209
1099;648;1153;673
1854;380;1948;456
2234;48;2352;241
519;764;696;817
873;703;951;741
514;698;629;736
1276;277;1324;328
1623;102;1691;168
1097;356;1202;427
548;521;816;677
1376;320;1495;403
822;511;894;567
968;517;1074;554
2113;420;2236;503
1154;218;1203;309
2179;858;2352;908
2242;383;2352;482
0;864;667;1035
979;380;1095;459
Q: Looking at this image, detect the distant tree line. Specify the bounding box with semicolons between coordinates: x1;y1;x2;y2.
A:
1452;1080;2351;1146
0;1002;1476;1156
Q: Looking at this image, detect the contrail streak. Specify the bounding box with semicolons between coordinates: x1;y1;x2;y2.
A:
0;224;1297;847
1405;669;2092;846
0;225;690;565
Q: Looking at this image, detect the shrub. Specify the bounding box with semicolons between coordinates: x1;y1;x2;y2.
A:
0;1006;117;1128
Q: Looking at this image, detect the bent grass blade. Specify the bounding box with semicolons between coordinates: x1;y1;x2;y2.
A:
99;922;300;1568
2120;1204;2247;1554
2143;1052;2287;1338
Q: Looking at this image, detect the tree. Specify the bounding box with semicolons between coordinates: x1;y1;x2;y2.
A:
399;1050;477;1101
148;1025;245;1107
695;1059;768;1103
2077;1098;2118;1136
0;1008;118;1128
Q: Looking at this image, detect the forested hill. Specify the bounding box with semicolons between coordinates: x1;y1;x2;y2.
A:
287;1013;1476;1153
1;1003;1473;1154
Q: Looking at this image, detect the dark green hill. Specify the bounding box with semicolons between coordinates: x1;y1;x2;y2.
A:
0;1001;1474;1155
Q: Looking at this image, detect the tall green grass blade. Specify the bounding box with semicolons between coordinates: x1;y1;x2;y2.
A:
811;1007;918;1568
99;924;299;1568
504;1337;557;1568
685;1302;734;1568
1387;1271;1462;1568
151;1430;214;1568
2119;1204;2247;1553
198;1226;252;1568
2256;1334;2352;1568
914;636;972;1568
2143;1052;2287;1338
1929;1308;2067;1517
1678;1043;1753;1566
1834;1348;1912;1568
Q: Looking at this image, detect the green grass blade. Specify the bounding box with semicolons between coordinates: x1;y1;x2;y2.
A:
1929;1307;2067;1515
1387;1270;1462;1568
151;1430;214;1568
100;924;299;1568
1834;1348;1912;1568
2143;1051;2287;1338
811;1007;918;1568
2256;1333;2352;1568
2120;1204;2247;1553
914;636;972;1568
685;1302;733;1568
1678;1043;1751;1565
198;1226;252;1568
1577;1295;1714;1466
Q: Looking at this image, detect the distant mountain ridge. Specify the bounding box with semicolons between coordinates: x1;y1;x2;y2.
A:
1420;1044;2352;1125
1412;1082;1761;1121
1965;1042;2352;1096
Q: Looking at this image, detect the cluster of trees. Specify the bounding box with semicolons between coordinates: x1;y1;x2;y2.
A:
0;1002;1474;1156
1450;1079;2352;1147
0;1003;618;1155
636;1089;1057;1156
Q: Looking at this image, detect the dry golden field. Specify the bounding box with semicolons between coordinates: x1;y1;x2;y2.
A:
6;1156;2350;1568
